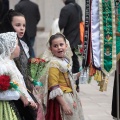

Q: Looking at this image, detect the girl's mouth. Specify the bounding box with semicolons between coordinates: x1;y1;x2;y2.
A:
58;51;63;53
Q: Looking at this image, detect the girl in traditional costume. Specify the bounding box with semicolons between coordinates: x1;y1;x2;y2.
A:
42;33;84;120
0;32;37;120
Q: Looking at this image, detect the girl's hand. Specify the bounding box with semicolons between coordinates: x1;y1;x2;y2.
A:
20;95;29;107
62;104;73;115
28;101;38;110
73;102;77;109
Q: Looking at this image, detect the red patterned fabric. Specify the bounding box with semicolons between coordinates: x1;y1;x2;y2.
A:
45;98;62;120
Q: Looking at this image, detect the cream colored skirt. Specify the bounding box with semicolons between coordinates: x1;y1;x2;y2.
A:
60;92;84;120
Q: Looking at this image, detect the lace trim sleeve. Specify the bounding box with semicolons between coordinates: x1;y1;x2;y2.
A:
49;88;63;100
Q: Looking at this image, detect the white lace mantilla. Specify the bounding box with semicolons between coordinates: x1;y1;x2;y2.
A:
0;32;17;59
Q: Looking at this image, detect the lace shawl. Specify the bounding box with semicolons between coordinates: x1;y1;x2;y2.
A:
20;40;30;58
14;40;33;91
40;56;78;112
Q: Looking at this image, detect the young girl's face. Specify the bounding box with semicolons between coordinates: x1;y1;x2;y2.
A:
50;37;67;58
11;39;20;59
11;16;26;39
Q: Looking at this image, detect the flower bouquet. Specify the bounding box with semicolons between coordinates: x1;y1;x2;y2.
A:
0;74;25;120
28;58;47;87
0;74;21;92
28;58;48;120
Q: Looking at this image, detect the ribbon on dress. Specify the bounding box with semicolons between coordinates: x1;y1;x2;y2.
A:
99;0;116;76
82;0;91;68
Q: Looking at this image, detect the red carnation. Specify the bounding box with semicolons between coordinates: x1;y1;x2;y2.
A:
79;48;83;54
0;75;10;91
40;59;46;62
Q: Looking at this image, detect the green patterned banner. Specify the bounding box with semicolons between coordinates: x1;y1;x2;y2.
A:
115;2;120;60
99;0;116;76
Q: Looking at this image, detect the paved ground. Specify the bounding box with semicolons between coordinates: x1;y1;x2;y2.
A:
34;31;115;120
80;76;114;120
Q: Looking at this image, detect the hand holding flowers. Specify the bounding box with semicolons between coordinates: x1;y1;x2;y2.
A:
28;58;48;103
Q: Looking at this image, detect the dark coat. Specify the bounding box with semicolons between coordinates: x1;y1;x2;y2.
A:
0;0;3;17
111;71;120;118
0;0;9;22
15;0;40;38
59;0;82;49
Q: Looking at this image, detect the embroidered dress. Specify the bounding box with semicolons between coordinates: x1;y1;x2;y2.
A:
45;56;84;120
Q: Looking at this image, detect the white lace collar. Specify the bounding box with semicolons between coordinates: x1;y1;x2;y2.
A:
49;56;72;73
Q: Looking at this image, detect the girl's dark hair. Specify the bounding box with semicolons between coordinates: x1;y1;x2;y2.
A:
0;9;32;57
49;33;66;46
0;9;24;33
7;9;24;23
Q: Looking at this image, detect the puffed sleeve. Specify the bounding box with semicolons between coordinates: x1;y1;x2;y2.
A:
0;90;20;100
48;67;59;88
48;67;63;99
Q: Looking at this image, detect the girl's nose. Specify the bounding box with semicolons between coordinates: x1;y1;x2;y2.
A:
58;45;61;49
20;26;25;30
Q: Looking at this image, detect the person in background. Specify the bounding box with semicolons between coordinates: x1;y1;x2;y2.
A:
15;0;40;58
111;71;120;120
0;0;3;17
59;0;83;92
0;0;9;23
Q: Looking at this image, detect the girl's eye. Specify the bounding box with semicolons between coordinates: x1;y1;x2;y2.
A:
23;24;26;27
54;45;58;48
16;24;20;26
60;43;63;46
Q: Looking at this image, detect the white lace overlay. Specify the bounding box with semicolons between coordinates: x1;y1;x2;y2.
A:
0;65;20;100
0;32;17;59
49;88;63;100
10;60;33;101
0;90;20;100
0;32;33;101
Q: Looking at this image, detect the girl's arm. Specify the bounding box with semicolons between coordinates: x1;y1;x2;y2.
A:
48;67;73;115
56;95;73;115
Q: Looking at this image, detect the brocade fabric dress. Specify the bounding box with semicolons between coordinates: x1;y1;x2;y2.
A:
45;56;84;120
